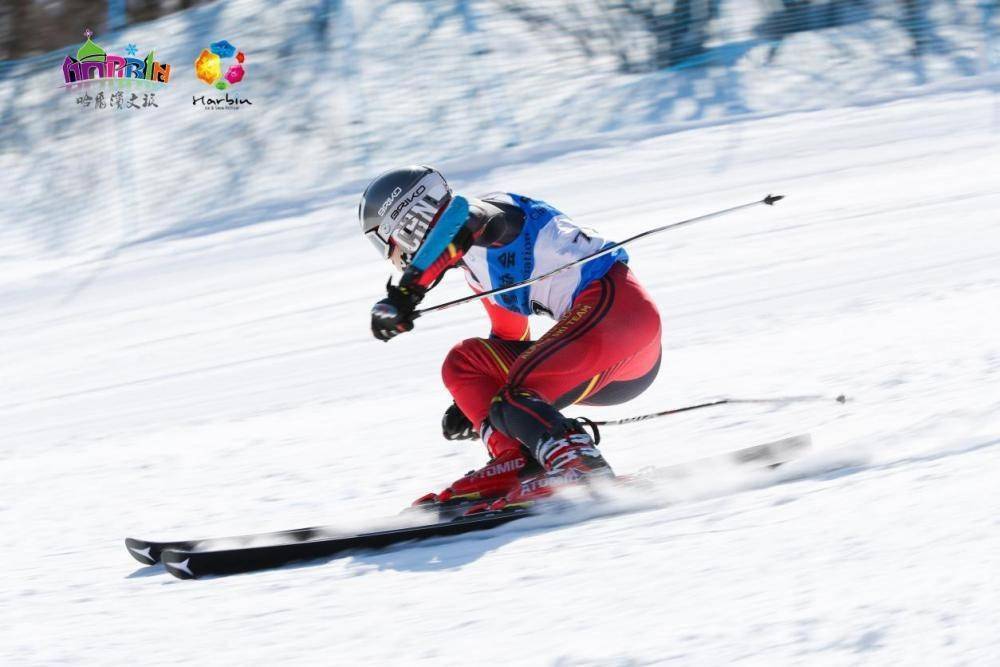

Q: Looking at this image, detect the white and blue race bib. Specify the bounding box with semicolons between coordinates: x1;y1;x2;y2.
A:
462;193;627;320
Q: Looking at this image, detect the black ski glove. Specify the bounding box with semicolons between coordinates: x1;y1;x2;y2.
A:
442;402;478;440
371;280;425;342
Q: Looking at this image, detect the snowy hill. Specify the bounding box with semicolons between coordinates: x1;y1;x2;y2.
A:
3;85;1000;662
1;0;995;262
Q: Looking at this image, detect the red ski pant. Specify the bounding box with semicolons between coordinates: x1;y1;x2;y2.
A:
441;262;662;456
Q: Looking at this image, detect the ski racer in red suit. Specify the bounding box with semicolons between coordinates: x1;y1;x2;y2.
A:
360;166;662;512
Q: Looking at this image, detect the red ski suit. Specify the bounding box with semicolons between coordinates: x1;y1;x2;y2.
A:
442;261;662;456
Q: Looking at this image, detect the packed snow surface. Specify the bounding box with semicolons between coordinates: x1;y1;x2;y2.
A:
3;89;1000;664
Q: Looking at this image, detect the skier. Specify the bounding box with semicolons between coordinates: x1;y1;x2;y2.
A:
360;166;662;512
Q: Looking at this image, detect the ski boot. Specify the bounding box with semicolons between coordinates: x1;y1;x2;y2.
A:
468;419;613;514
412;428;542;517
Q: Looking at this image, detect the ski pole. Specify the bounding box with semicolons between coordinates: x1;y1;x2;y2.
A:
590;393;847;427
414;194;785;317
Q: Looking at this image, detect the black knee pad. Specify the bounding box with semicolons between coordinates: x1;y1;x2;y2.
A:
489;388;576;449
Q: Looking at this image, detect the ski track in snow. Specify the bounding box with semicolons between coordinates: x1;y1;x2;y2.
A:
2;90;1000;664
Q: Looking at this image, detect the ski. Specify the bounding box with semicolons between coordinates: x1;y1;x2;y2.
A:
160;509;534;579
635;432;812;482
125;525;346;567
125;502;471;566
129;434;812;578
127;434;808;567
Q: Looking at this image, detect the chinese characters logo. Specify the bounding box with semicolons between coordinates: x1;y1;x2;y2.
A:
74;90;160;111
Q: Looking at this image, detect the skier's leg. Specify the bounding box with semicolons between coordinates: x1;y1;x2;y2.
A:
558;345;662;408
440;336;530;455
489;263;662;471
577;355;661;405
428;337;538;504
433;264;660;505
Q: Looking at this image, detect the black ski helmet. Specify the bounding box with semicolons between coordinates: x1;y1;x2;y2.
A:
359;165;452;271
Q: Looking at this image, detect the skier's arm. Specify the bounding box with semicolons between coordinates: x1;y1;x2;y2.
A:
399;201;478;292
371;197;477;341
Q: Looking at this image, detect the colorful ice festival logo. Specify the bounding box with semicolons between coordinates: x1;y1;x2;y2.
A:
62;29;171;86
194;40;246;89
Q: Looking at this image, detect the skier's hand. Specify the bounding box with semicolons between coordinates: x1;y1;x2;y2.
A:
371;280;425;341
442;402;477;440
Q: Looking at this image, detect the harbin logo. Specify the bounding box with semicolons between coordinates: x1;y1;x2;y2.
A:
192;39;252;110
62;29;171;86
194;40;246;89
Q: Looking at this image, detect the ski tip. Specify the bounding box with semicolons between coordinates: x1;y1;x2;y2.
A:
161;550;197;580
764;194;785;206
125;538;159;565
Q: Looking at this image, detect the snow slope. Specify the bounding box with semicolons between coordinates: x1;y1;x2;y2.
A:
3;89;1000;664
